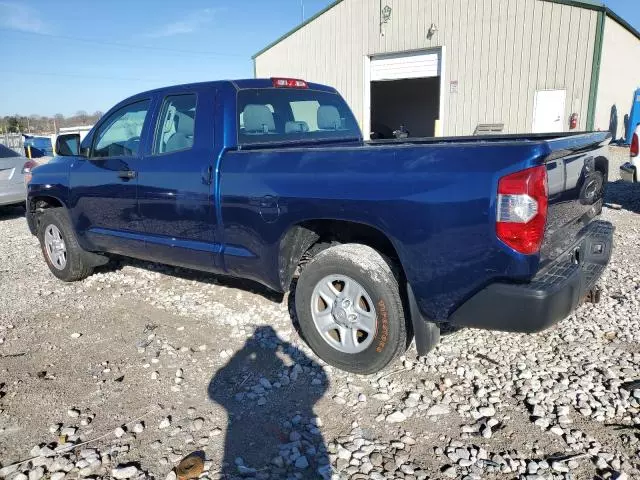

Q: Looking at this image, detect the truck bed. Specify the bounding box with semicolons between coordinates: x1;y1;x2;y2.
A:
367;131;607;146
220;130;611;323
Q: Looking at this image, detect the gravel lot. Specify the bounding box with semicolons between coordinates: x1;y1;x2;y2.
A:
0;147;638;480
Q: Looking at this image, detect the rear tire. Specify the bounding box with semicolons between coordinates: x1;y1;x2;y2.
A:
294;243;409;374
37;208;93;282
588;170;605;214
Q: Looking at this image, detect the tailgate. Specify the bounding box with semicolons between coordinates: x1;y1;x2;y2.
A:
540;132;611;267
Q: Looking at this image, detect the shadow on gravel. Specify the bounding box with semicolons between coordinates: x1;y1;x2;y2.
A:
605;180;640;214
207;326;330;479
95;258;283;303
0;204;25;221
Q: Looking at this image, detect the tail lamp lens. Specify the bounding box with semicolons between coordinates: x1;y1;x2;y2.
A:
22;160;37;185
22;160;37;174
496;166;548;255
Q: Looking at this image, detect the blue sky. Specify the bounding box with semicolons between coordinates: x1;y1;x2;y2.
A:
0;0;637;116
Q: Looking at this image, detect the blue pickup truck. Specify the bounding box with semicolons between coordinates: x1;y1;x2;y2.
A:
26;78;614;374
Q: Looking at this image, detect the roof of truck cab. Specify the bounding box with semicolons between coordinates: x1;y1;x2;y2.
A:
231;78;336;92
129;79;336;98
104;79;340;116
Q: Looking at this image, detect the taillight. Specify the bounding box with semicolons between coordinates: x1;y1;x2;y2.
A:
271;77;308;88
631;133;639;158
496;166;548;255
22;160;37;185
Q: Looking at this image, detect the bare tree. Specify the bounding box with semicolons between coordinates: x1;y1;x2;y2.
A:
1;110;100;134
75;110;88;124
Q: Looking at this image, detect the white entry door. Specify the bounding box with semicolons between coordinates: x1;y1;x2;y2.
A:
532;89;566;133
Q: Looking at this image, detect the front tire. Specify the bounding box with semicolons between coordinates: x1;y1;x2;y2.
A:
294;244;409;374
37;208;93;282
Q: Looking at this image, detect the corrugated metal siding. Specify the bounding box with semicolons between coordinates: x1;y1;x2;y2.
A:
255;0;598;136
594;18;640;137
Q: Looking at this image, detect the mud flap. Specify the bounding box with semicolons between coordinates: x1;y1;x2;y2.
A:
406;283;440;356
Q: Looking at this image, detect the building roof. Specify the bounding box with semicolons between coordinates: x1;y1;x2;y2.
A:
252;0;343;59
252;0;640;59
602;5;640;41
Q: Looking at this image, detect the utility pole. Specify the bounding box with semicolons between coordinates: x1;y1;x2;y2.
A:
301;0;305;22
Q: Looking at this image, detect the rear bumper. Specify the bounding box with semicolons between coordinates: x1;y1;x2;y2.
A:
448;220;614;333
620;161;637;183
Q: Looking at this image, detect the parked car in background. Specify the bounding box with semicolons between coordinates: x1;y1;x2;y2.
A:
620;123;639;182
57;125;94;142
26;78;613;374
23;135;54;158
22;128;94;160
0;144;36;207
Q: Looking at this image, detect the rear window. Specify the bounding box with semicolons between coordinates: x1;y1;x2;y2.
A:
25;138;52;149
0;144;20;158
237;88;360;146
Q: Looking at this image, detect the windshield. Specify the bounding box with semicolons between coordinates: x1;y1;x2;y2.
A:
237;88;360;146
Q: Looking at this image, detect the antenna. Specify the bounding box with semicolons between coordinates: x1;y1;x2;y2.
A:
300;0;305;22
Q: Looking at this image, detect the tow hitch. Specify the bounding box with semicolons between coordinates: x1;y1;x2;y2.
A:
583;286;602;304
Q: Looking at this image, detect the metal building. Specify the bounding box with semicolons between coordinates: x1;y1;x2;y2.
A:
253;0;640;139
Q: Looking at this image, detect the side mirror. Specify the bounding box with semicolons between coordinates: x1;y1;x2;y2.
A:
55;133;81;156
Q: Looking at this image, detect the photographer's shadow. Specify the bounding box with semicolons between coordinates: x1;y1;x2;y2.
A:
208;326;331;479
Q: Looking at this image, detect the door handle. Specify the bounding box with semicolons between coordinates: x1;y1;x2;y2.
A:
117;170;137;179
201;165;213;185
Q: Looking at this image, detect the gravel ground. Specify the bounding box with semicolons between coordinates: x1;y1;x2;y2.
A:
0;147;638;480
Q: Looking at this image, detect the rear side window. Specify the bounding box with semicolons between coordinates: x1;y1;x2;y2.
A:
153;94;197;154
92;100;150;158
237;88;360;145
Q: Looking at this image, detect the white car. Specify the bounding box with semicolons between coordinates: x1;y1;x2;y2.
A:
620;123;639;183
0;144;36;207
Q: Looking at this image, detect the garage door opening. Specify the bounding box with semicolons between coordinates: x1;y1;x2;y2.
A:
370;77;441;139
364;49;444;140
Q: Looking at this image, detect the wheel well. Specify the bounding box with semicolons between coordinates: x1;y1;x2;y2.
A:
27;196;64;234
279;219;403;290
30;195;63;211
594;156;608;180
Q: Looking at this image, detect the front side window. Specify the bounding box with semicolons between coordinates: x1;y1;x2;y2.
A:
154;94;197;154
92;100;150;158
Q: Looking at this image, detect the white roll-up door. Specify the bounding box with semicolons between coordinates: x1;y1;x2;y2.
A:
370;51;441;81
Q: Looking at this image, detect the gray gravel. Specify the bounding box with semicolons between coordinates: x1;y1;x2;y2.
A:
0;146;638;479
